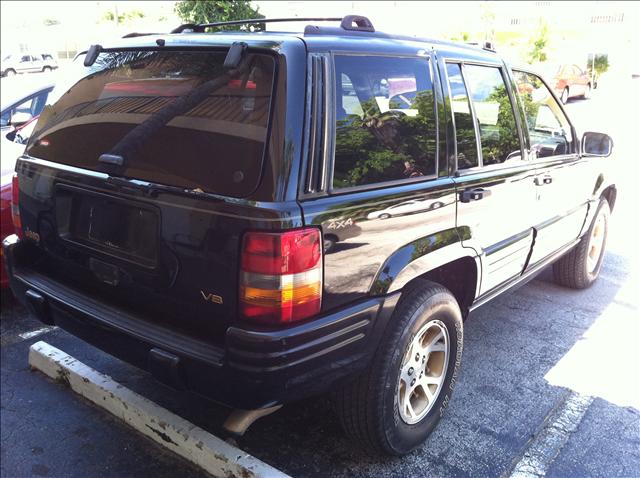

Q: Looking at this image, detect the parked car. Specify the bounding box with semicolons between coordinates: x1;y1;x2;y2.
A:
1;77;55;133
1;52;58;77
320;217;362;252
3;16;616;456
41;53;59;70
0;115;38;288
367;197;447;219
550;64;592;104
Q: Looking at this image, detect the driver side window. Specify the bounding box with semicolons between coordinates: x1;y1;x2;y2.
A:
513;70;574;158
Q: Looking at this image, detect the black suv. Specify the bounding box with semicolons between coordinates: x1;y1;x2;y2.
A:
3;16;616;455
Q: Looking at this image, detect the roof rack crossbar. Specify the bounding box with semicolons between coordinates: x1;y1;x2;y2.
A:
171;16;375;34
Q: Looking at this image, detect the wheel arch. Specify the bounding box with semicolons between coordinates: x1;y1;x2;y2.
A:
370;229;480;317
601;184;617;212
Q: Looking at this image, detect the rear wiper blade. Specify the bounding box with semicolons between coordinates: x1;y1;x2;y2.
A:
103;42;250;166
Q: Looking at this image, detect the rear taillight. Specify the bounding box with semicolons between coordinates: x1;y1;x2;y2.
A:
11;173;22;238
239;228;322;324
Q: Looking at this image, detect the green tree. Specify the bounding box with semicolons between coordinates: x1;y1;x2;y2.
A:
333;91;437;188
528;20;548;64
102;9;145;24
175;0;264;28
588;54;610;76
449;32;470;42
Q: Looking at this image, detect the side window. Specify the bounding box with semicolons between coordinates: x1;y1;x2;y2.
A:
0;97;34;127
333;55;437;189
445;63;479;169
463;65;522;166
513;71;574;158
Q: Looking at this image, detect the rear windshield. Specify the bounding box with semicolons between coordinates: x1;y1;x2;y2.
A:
26;49;275;197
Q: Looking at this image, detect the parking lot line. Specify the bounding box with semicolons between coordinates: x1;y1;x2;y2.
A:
18;326;58;340
28;341;290;478
507;392;594;477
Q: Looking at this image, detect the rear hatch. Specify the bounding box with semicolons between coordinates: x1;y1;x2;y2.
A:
16;41;298;345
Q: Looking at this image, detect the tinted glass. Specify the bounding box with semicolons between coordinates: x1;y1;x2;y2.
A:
446;63;479;169
463;65;521;166
0;97;33;126
513;70;573;158
333;55;436;189
0;90;52;127
26;50;275;197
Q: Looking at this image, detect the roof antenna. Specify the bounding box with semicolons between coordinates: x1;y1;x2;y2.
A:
84;44;102;67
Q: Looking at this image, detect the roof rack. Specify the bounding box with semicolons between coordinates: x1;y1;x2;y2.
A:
170;15;375;34
466;41;496;52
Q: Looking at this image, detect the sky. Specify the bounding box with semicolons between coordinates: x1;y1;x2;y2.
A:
1;1;637;71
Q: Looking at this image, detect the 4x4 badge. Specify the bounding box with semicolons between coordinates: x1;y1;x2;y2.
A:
200;291;223;305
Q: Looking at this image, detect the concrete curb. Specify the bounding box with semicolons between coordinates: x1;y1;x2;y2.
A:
28;341;290;478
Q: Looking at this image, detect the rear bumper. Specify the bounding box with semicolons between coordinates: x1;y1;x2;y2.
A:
3;235;398;409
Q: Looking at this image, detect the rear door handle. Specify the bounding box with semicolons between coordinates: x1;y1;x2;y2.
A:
460;188;491;203
535;175;553;186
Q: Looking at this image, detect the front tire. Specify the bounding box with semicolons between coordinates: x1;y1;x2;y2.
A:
553;198;609;289
560;87;569;104
333;280;463;455
582;83;591;99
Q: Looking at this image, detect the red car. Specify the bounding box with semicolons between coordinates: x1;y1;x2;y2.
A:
1;117;37;287
552;64;592;104
0;161;16;288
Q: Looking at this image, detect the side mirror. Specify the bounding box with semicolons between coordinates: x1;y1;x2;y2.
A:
582;131;613;157
9;111;32;127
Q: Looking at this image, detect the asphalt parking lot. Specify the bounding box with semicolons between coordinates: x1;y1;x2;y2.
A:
1;76;639;478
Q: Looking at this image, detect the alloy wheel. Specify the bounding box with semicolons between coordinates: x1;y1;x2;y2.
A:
397;320;449;424
587;210;606;273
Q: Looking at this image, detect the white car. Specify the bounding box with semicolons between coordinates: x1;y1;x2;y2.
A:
367;198;446;220
1;52;58;77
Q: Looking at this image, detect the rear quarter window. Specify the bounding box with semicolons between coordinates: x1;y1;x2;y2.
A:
26;49;276;198
333;55;437;189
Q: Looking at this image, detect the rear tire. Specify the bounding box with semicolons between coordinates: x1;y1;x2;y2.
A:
42;66;51;72
333;280;463;455
582;83;591;99
4;69;16;77
379;213;391;219
553;199;609;289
